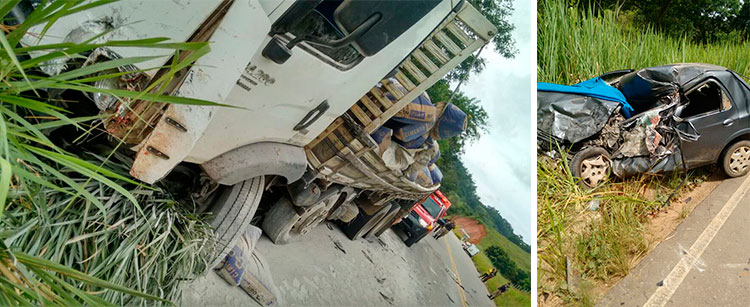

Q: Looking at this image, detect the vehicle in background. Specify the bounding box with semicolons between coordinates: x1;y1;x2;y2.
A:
15;0;495;267
394;190;451;247
462;242;480;257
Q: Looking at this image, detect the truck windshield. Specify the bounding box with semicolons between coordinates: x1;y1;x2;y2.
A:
422;197;442;218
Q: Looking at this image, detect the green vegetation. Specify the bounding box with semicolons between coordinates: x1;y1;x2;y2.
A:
427;81;530;253
538;0;750;86
579;0;750;43
0;0;219;304
486;246;530;290
477;226;530;272
537;2;736;303
456;228;530;307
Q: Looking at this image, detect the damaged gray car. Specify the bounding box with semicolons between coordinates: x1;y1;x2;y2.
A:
538;63;750;188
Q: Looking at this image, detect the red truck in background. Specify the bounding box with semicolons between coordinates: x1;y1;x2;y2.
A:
394;190;452;247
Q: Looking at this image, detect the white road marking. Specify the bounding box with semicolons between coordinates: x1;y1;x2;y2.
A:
644;174;750;307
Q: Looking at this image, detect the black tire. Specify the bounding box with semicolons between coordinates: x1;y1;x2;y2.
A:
262;190;338;244
570;147;611;188
721;140;750;177
404;229;427;247
208;176;265;270
340;204;392;240
365;204;401;239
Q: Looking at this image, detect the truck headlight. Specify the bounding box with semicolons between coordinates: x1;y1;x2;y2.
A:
418;217;428;228
92;71;119;111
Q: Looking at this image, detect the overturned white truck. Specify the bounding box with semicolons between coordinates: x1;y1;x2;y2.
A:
16;0;496;266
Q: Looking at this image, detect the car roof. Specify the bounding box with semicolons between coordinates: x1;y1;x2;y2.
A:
636;63;730;86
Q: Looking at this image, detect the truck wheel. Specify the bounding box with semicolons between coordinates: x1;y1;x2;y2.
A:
340;203;392;240
721;140;750;177
208;176;265;269
262;190;339;244
365;204;401;239
404;230;427;247
570;147;611;188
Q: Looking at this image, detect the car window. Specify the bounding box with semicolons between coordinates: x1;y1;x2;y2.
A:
285;7;363;67
680;81;732;118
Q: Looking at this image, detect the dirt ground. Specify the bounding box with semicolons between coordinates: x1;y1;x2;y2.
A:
452;216;487;244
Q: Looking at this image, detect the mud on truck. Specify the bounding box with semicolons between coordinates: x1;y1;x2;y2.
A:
13;0;496;269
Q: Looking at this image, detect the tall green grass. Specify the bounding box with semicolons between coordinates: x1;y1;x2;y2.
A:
0;0;224;304
538;0;750;84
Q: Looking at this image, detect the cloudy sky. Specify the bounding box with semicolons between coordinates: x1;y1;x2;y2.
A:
460;0;532;243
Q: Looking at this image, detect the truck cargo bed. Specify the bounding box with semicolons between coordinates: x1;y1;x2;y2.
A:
305;3;496;199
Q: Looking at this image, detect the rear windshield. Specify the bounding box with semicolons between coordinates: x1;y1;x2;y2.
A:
422;197;442;218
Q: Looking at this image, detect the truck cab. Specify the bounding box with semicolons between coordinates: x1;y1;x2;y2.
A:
396;190;451;247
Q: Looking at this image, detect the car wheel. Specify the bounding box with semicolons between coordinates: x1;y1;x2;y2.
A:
570;147;611;188
207;176;265;270
721;140;750;177
262;190;339;244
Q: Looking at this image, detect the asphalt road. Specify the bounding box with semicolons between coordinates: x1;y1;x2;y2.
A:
598;174;750;307
181;222;493;306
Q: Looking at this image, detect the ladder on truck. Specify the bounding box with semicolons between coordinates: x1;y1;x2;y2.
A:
306;3;497;198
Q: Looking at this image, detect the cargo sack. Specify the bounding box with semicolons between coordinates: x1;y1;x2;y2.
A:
382;142;416;171
428;164;443;184
216;226;279;306
370;126;393;155
393;133;428;149
390;122;434;143
427;139;440;164
431;102;467;140
409;166;433;186
390;93;437;125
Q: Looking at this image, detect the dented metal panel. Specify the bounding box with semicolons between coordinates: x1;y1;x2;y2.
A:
23;0;223;76
130;0;272;183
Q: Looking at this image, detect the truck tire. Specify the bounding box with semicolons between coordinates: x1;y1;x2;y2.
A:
404;230;427;247
570;147;611;188
365;204;401;239
721;140;750;177
262;190;339;244
340;203;392;240
208;176;265;269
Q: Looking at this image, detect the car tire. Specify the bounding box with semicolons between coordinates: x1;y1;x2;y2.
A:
365;203;401;239
262;190;339;244
570;147;611;188
340;203;392;240
721;140;750;177
208;176;265;270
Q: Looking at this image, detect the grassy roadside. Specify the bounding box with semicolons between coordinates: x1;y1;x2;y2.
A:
452;225;531;307
536;155;712;305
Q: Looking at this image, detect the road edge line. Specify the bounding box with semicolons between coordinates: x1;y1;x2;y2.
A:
643;174;750;307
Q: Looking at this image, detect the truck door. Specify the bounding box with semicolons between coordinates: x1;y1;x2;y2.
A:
675;79;739;167
188;0;456;163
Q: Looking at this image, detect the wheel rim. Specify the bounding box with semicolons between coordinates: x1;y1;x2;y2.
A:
580;155;609;187
729;145;750;174
291;192;338;235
